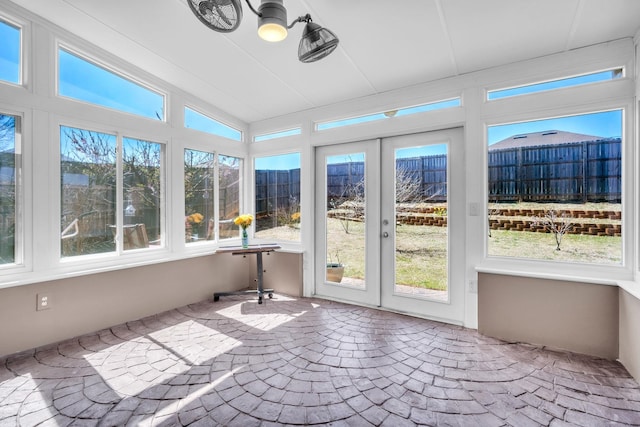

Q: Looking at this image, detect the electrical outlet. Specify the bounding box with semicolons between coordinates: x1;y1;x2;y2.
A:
37;294;51;311
468;280;478;294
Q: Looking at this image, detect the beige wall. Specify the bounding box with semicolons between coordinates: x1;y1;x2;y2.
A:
257;251;304;297
478;273;619;359
619;288;640;380
0;251;302;358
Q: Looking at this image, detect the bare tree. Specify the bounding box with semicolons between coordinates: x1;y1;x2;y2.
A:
395;165;423;204
329;176;364;234
532;209;574;251
0;115;15;152
61;127;117;220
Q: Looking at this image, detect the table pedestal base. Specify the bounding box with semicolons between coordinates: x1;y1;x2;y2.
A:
212;243;280;304
213;288;274;304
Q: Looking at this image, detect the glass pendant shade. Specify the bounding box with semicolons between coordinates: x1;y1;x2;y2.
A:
257;0;288;42
298;21;339;63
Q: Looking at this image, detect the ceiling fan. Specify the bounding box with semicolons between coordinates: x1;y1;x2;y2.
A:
187;0;339;63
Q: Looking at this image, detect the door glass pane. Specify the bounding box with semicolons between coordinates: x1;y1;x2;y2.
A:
326;153;365;287
394;144;448;301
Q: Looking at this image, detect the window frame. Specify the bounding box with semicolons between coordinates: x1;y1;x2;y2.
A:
181;145;247;248
184;105;243;142
0;14;24;87
56;44;167;122
252;150;302;245
0;108;27;275
481;102;634;281
486;68;625;101
315;98;462;132
253;127;302;142
56;120;169;266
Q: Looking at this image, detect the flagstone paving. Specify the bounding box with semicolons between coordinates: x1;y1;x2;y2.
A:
1;294;639;426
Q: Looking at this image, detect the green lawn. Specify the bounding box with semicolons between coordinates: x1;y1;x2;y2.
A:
326;218;448;291
258;211;622;292
488;229;621;264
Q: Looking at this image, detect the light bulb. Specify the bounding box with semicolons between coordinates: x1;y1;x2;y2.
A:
258;23;288;42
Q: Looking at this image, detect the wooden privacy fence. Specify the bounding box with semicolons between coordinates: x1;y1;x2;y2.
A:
255;168;301;217
488;138;621;203
254;138;621;217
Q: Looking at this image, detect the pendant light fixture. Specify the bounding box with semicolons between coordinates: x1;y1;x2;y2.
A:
188;0;339;63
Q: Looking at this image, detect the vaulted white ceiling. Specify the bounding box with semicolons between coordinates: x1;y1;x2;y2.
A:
8;0;640;123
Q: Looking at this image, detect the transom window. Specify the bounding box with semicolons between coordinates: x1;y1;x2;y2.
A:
254;128;301;142
316;98;461;131
487;69;624;100
58;48;165;121
0;18;20;85
184;107;242;141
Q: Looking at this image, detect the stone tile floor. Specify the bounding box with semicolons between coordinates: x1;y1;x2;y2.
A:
1;294;639;426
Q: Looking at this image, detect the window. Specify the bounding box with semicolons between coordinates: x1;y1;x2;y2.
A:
60;126;164;257
184;150;242;243
254;128;301;142
219;155;241;240
487;110;622;265
254;153;301;242
122;137;163;251
487;69;623;100
316;98;461;131
0;113;20;265
0;18;20;84
60;126;116;257
184;107;242;141
58;48;164;120
184;149;215;243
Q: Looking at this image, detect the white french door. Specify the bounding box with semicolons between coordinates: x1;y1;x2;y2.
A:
314;129;465;324
315;139;381;307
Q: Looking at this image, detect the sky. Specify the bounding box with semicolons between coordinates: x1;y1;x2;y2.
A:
58;49;164;121
0;19;20;83
255;152;300;170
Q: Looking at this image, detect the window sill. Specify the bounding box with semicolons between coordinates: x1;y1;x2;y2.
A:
476;264;619;286
0;248;216;290
477;256;631;284
619;280;640;300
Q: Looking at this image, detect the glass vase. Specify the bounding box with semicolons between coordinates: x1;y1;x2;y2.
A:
241;227;249;248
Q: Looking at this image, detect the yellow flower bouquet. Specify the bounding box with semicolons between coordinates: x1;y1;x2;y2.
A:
234;214;253;248
233;214;253;229
185;213;204;241
187;213;204;224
